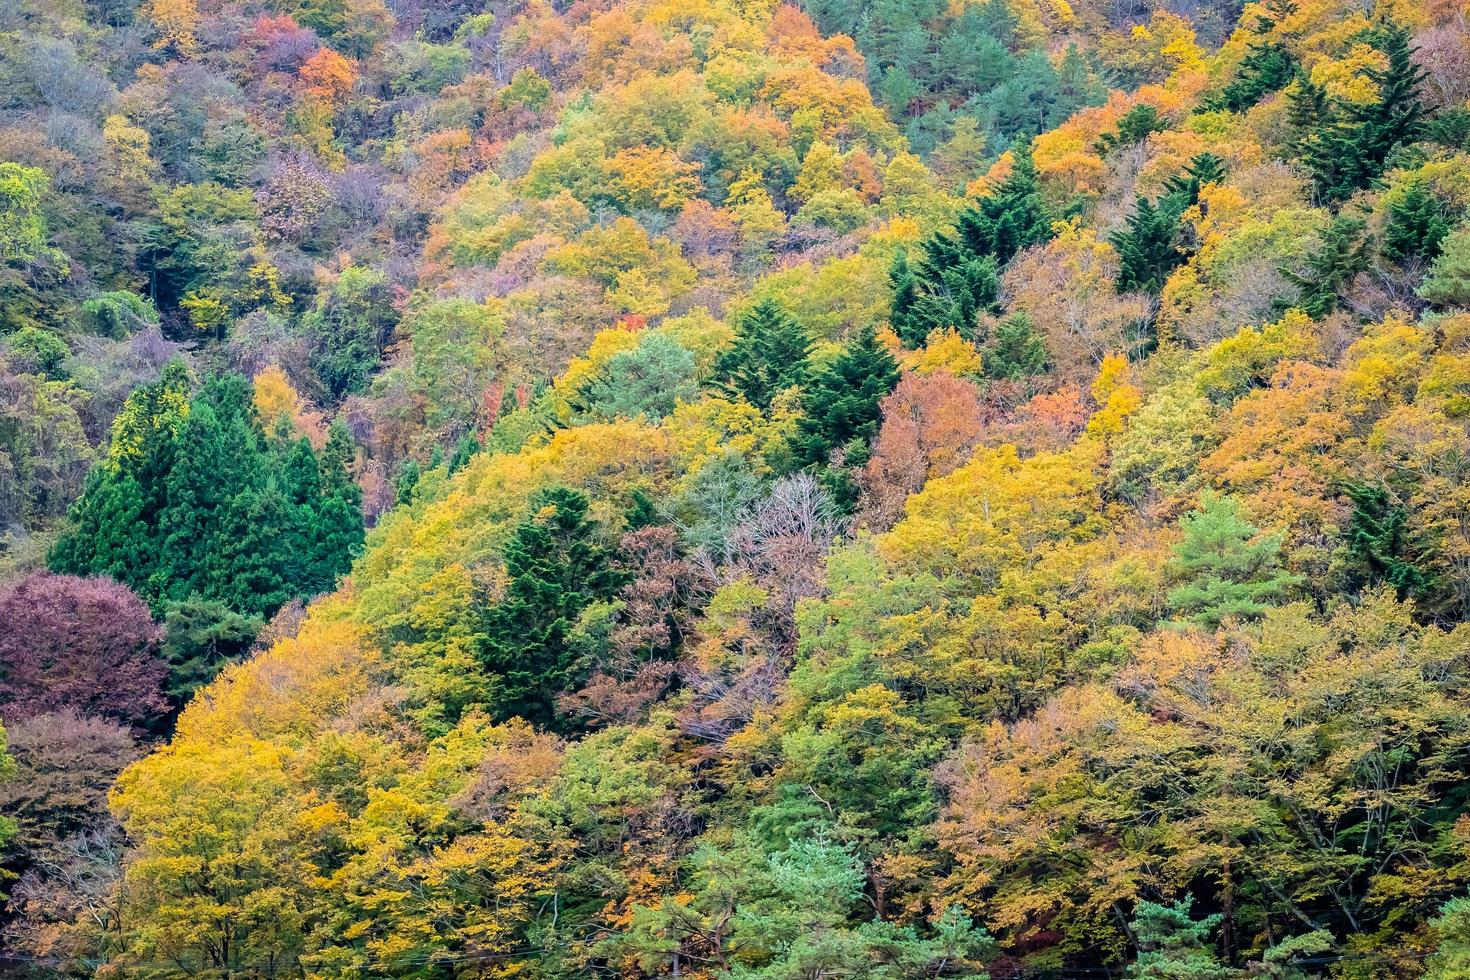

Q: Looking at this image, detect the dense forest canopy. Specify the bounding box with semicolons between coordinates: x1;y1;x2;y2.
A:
3;0;1470;975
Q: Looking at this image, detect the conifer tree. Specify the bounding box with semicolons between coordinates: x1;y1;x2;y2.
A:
1419;227;1470;307
791;327;901;510
1167;493;1304;628
984;311;1048;379
1161;153;1227;213
1280;216;1369;318
1343;482;1434;601
1382;184;1449;264
711;299;813;409
1095;104;1168;155
890;141;1051;344
1113;195;1185;294
479;487;627;730
1127;897;1234;980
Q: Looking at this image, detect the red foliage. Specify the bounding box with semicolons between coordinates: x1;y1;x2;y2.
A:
0;573;167;727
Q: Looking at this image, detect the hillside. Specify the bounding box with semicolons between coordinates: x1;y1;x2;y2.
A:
4;0;1470;975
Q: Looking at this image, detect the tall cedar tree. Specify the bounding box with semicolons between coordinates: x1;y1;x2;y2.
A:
51;368;364;622
984;310;1049;379
1343;482;1435;601
891;140;1051;345
1294;20;1427;203
791;327;902;511
1094;104;1168;155
711;299;813;410
1280;216;1370;318
479;487;628;730
1203;0;1297;113
1382;183;1450;264
1113;155;1226;295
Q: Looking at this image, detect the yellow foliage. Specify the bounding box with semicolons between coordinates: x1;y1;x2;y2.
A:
902;328;984;377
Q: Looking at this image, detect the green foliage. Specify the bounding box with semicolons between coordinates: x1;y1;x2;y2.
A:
1167;493;1303;628
575;333;699;422
160;596;263;705
80;291;161;338
1280;216;1369;318
1096;104;1169;155
1383;183;1450;264
478;487;628;730
1420;227;1470;307
50;370;362;620
1114;196;1185;295
1293;21;1428;203
711;299;812;410
983;310;1048;379
891;141;1049;345
1428;896;1470;979
3;326;68;375
1343;482;1435;601
790;327;900;510
1127;897;1233;980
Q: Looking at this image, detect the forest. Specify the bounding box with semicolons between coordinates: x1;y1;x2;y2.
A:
3;0;1470;975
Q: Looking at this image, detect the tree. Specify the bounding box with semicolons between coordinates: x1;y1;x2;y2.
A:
790;327;901;511
575;333;699;422
1128;897;1234;979
1428;896;1470;979
891;141;1052;344
1166;493;1303;628
983;311;1049;379
1382;184;1450;264
1280;217;1368;318
0;573;167;727
479;487;627;730
710;299;812;410
1419;227;1470;307
1096;104;1169;155
1343;482;1435;601
1113;196;1185;294
160;597;262;706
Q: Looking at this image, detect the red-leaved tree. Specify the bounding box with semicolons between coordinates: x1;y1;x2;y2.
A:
0;573;167;726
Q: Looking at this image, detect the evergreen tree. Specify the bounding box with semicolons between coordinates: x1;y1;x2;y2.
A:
1419;227;1470;307
1343;482;1434;601
1113;195;1186;295
711;299;813;409
790;328;902;510
983;310;1049;379
1294;21;1427;203
395;458;421;505
1280;216;1369;318
312;421;365;594
1161;153;1228;213
1167;493;1304;629
1095;104;1169;155
160;596;263;706
478;487;627;730
156;402;232;603
891;141;1049;344
1383;184;1450;264
1206;38;1295;113
1128;897;1234;980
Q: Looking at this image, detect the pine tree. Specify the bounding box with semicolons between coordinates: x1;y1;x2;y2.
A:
479;487;627;729
983;311;1048;379
1113;195;1186;294
311;421;364;594
888;250;922;346
1206;38;1295;113
1167;493;1304;629
1419;227;1470;307
1280;216;1369;318
1382;183;1450;264
156;402;232;603
1128;897;1234;980
1095;104;1168;155
1161;153;1228;213
959;139;1053;265
395;458;421;505
711;299;813;409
